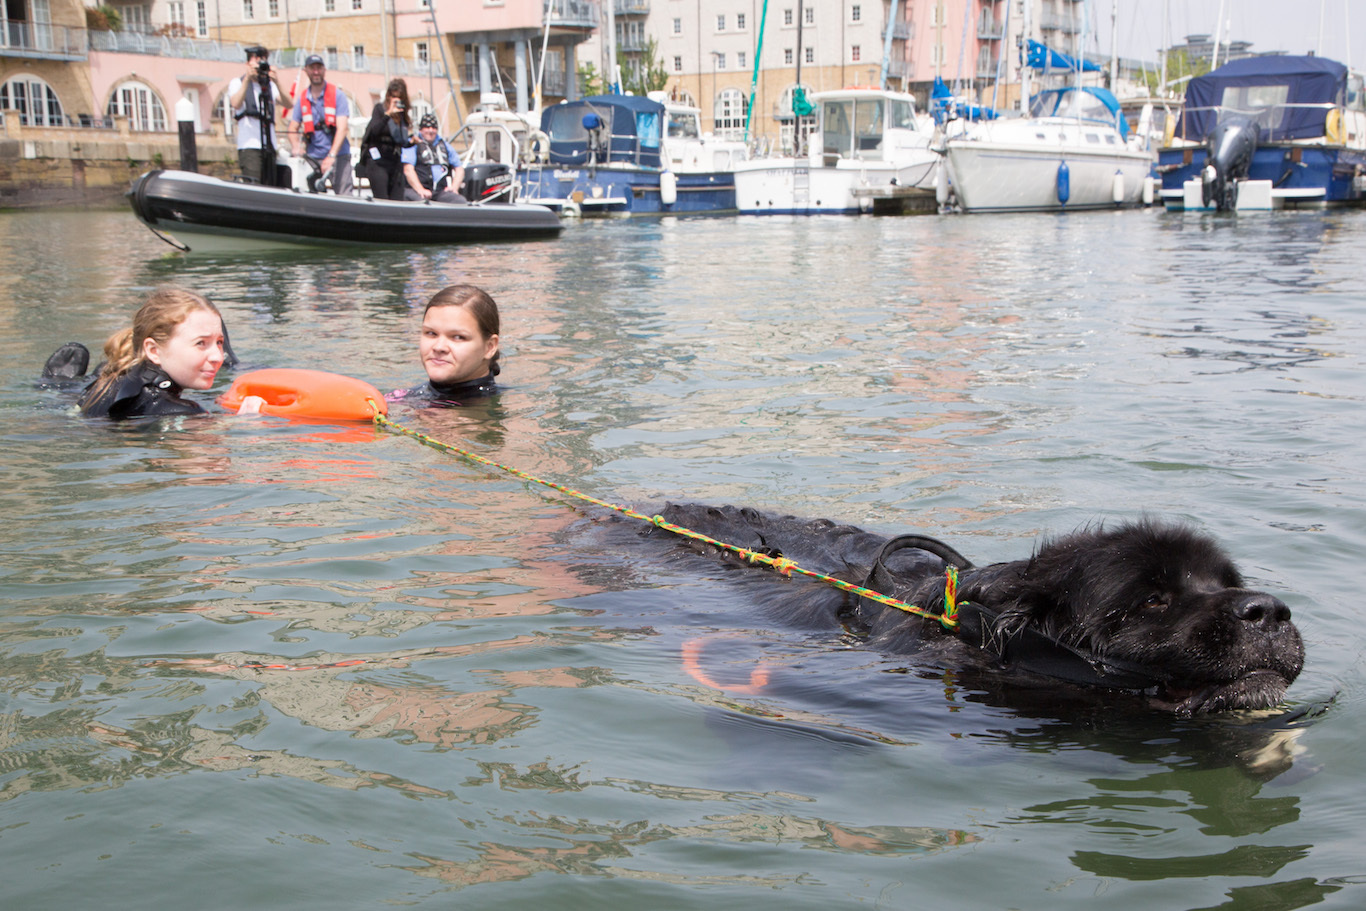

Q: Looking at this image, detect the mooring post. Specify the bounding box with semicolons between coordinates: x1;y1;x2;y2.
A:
176;96;198;172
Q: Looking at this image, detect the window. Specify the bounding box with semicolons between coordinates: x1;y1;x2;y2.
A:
716;14;725;31
805;47;813;64
168;1;185;29
241;0;253;19
715;86;745;139
106;80;167;132
122;4;150;31
783;8;792;26
673;55;683;73
851;45;861;62
0;75;65;127
784;47;793;64
196;0;207;36
851;4;861;21
805;7;813;24
416;41;429;69
737;12;745;29
715;52;725;69
737;51;746;70
352;0;363;9
326;47;339;69
672;17;681;35
268;0;278;16
353;45;365;69
324;0;334;9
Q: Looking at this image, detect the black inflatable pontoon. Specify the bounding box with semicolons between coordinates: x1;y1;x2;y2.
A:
127;169;562;252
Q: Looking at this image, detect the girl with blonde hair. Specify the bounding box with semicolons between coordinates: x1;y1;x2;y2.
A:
75;287;230;420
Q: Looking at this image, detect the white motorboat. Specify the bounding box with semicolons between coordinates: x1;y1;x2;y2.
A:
733;88;939;215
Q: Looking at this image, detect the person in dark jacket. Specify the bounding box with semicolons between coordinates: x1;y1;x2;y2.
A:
360;78;412;200
50;288;231;420
387;284;500;407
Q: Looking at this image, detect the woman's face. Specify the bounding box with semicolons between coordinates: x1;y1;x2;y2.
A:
420;305;498;385
143;308;226;390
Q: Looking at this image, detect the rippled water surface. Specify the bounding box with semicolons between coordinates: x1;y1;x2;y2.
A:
2;206;1365;909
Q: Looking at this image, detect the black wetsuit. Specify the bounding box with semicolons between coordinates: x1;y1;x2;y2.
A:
387;374;497;407
79;361;205;420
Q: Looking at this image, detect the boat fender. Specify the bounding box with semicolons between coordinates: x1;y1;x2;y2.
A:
1325;108;1344;145
218;368;387;422
1142;175;1155;206
1056;161;1070;205
660;170;678;206
1111;170;1125;204
527;129;551;163
935;159;950;205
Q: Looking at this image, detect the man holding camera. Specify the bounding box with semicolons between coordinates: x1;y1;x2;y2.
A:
289;54;353;196
228;45;287;186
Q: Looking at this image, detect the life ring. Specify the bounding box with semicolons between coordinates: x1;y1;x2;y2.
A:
1325;108;1344;145
526;129;551;163
218;368;387;421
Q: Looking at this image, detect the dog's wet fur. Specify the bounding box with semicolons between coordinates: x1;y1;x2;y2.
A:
649;504;1305;717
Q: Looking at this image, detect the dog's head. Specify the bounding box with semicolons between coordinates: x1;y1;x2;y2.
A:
990;521;1305;716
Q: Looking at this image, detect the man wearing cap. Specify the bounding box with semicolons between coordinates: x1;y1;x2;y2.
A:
288;54;353;195
401;113;467;203
227;45;287;185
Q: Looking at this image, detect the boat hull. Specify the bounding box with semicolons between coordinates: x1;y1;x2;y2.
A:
1157;144;1366;210
945;142;1152;212
517;166;736;216
733;157;938;215
127;170;563;251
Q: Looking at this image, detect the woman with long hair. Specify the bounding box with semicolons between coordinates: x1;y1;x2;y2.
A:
77;287;229;420
360;78;413;200
388;284;501;407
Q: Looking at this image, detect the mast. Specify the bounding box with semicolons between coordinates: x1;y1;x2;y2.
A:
794;0;803;155
745;0;769;144
879;0;900;91
1020;0;1031;113
605;0;618;92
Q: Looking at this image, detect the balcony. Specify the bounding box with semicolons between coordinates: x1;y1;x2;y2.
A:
614;0;650;15
890;21;911;41
548;0;599;30
2;19;88;60
977;17;1003;40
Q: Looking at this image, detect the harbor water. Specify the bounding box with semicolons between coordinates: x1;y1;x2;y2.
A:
2;206;1364;909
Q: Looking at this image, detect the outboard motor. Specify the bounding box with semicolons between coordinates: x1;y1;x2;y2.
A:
461;162;515;204
1202;115;1260;211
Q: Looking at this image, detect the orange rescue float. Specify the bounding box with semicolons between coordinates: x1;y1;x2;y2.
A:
218;368;387;421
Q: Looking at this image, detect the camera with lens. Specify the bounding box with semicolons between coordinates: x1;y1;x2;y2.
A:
257;61;270;76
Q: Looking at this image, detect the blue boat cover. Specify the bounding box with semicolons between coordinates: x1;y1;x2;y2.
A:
1179;55;1347;141
930;76;999;124
1025;40;1100;74
539;94;664;169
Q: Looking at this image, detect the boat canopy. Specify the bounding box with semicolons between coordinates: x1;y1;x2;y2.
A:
540;95;664;169
1179;55;1347;141
1029;86;1129;137
1025;40;1100;74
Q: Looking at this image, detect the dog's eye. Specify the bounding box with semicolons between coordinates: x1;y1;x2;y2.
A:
1143;593;1169;610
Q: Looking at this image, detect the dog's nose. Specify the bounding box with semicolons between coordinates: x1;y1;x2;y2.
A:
1234;593;1292;629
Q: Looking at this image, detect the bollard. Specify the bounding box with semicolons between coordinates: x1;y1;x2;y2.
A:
176;96;198;172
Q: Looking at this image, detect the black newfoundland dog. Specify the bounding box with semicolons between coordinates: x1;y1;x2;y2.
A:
648;504;1305;717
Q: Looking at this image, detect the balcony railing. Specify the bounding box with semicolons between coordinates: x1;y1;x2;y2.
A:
2;19;88;58
977;18;1003;40
614;0;650;15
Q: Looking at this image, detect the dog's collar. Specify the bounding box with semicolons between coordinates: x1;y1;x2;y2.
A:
952;600;1165;691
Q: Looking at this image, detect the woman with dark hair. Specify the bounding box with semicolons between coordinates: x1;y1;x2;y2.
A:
388;284;501;407
359;78;413;199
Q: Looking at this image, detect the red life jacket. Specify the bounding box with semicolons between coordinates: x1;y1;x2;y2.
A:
299;83;338;133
